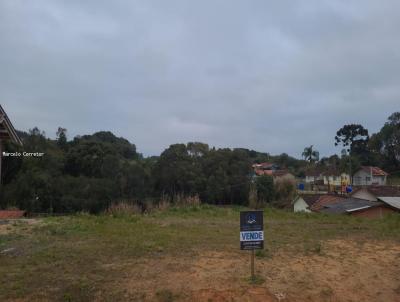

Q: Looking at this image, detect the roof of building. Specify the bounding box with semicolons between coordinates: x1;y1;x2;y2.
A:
321;168;347;177
305;167;325;177
295;194;344;209
254;169;293;178
310;195;347;211
357;166;389;176
0;105;22;145
255;169;273;176
352;185;400;197
320;198;383;214
252;162;274;168
272;170;293;177
377;197;400;210
295;194;322;206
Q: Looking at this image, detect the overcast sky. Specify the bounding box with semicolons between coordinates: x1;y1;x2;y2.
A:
1;1;399;157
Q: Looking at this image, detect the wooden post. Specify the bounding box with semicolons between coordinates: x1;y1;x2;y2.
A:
251;249;255;280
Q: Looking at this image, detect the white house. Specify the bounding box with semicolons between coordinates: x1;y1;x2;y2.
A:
353;166;388;186
293;195;322;212
293;194;346;212
322;169;351;186
304;168;324;184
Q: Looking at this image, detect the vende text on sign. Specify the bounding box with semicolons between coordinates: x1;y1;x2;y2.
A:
240;211;264;250
240;231;264;241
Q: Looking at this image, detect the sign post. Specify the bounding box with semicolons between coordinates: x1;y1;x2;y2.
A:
240;211;264;280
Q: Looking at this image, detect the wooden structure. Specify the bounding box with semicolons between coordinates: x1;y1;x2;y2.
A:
0;105;23;183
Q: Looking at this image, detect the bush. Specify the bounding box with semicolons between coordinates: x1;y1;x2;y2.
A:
255;175;274;204
274;179;296;208
105;201;143;216
173;194;201;207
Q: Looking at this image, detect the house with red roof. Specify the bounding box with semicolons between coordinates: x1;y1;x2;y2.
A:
252;162;295;183
353;166;388;186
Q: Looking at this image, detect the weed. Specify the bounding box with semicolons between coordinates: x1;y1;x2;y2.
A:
303;241;323;255
255;248;271;258
246;275;265;285
156;289;175;302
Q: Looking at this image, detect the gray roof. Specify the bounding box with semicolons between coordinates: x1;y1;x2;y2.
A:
377;197;400;210
320;198;382;214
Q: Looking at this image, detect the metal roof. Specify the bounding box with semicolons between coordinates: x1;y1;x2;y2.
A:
320;198;382;214
377;197;400;210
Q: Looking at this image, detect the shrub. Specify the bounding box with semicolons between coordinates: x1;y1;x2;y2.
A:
105;201;143;216
274;179;296;208
173;194;201;207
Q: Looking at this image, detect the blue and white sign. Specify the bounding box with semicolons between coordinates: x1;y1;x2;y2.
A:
240;211;264;250
240;231;264;241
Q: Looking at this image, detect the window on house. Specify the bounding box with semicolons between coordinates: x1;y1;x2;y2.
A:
366;177;371;182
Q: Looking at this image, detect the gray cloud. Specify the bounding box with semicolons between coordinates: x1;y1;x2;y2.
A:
1;0;399;157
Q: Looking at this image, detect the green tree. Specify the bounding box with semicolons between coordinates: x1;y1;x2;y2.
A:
56;127;67;150
255;175;274;204
368;112;400;171
302;145;319;163
335;124;369;155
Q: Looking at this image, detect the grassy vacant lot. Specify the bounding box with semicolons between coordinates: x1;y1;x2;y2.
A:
1;205;400;302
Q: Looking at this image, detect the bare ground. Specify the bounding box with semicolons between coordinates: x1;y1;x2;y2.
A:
113;240;400;302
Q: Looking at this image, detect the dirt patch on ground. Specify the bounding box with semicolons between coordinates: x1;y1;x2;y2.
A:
114;239;400;302
0;219;40;235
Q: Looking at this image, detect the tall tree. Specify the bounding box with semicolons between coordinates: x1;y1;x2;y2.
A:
334;124;369;155
302;145;319;163
56;127;67;150
369;112;400;171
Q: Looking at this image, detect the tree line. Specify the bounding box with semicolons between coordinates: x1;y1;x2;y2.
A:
0;129;298;213
1;111;398;213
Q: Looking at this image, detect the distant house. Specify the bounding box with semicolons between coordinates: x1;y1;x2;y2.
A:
353;166;388;186
293;193;398;218
252;162;279;171
293;194;345;212
254;167;295;183
293;194;319;212
304;167;324;184
352;186;400;201
252;162;294;183
322;168;350;186
319;198;395;218
351;186;400;211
